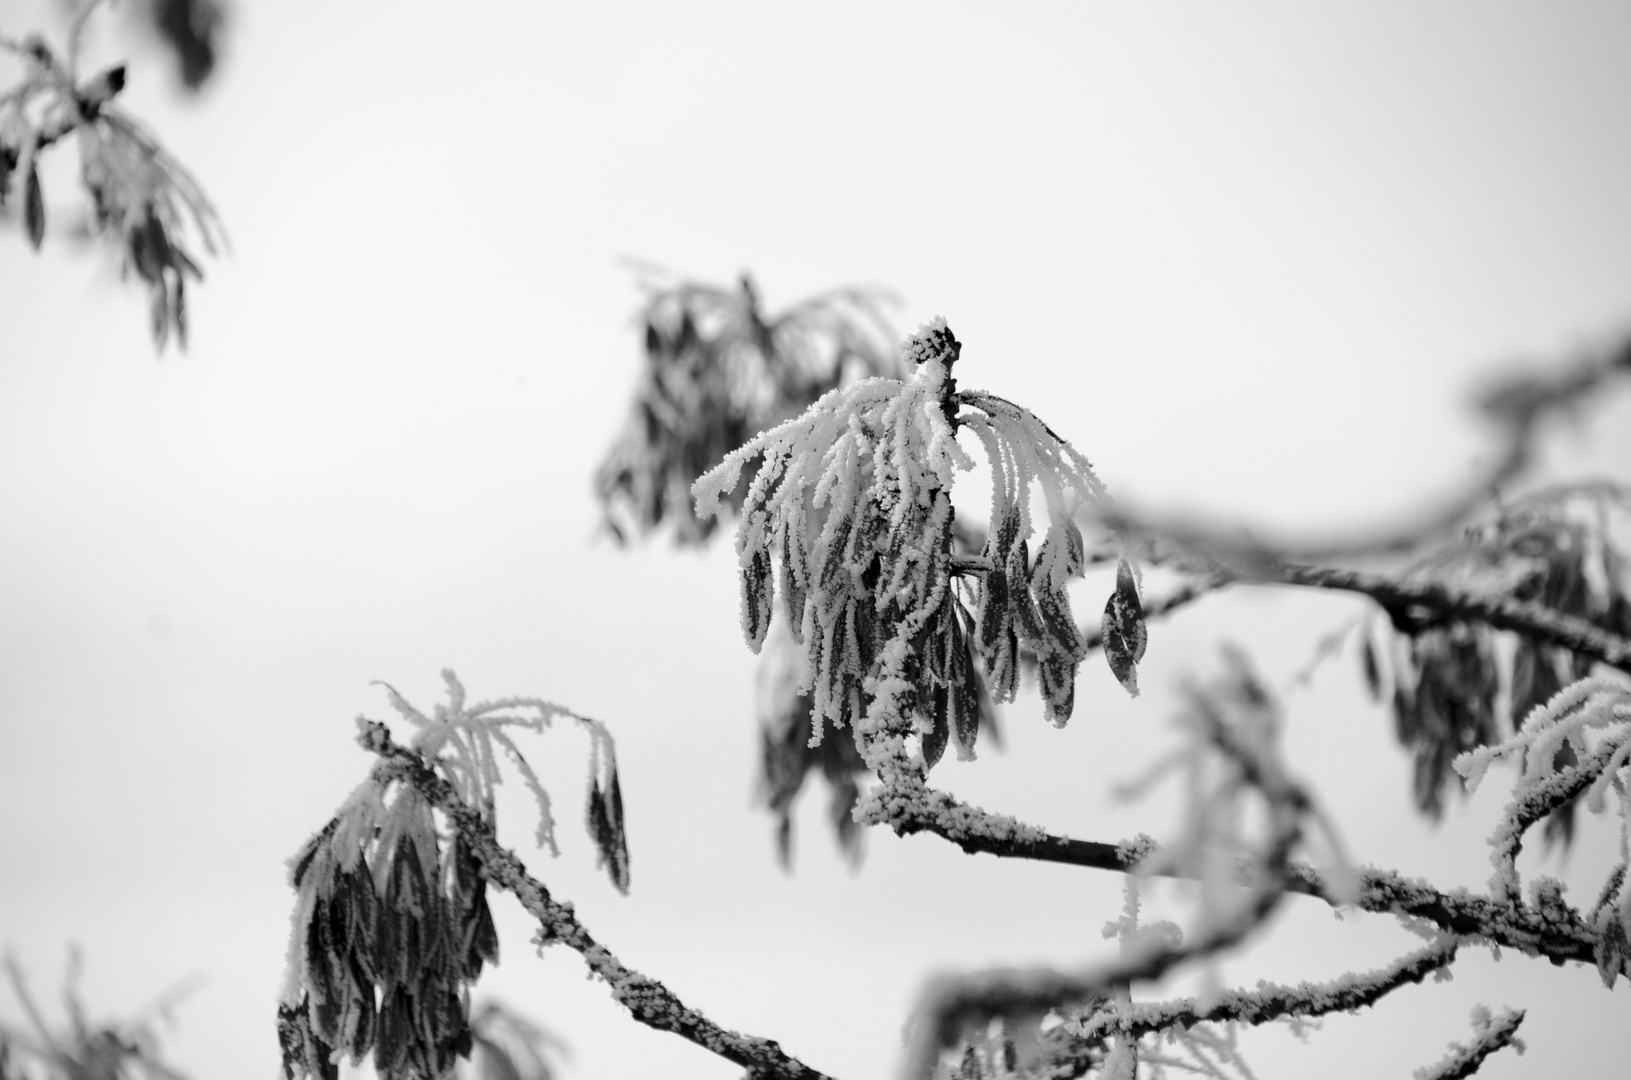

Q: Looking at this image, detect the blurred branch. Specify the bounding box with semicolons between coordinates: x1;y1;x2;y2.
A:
1095;332;1631;569
1270;563;1631;674
358;722;838;1080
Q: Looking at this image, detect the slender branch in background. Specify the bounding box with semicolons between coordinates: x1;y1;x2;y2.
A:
1093;333;1631;569
1414;1008;1527;1080
1270;564;1631;674
357;722;839;1080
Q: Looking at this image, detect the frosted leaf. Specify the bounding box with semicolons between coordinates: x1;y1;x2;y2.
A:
1102;559;1148;698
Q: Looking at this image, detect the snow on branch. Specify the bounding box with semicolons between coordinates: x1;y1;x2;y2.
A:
1452;677;1631;982
1059;936;1458;1057
1412;1006;1526;1080
360;722;837;1080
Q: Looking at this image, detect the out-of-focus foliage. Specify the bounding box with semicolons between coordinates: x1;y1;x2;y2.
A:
130;0;228;91
1363;487;1631;835
461;1000;568;1080
596;269;902;545
1;3;223;351
0;951;194;1080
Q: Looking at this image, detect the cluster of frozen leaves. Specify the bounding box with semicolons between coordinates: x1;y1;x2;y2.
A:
0;14;223;351
278;674;627;1080
0;951;193;1080
596;270;902;544
695;318;1129;786
753;517;1010;862
1359;490;1631;835
278;782;497;1080
1455;676;1631;986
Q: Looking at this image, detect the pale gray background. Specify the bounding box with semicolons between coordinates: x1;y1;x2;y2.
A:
2;2;1629;1078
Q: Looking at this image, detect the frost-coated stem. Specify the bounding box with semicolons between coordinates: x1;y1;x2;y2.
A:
1413;1008;1526;1080
358;722;837;1080
1486;729;1631;904
885;784;1609;969
1062;938;1458;1059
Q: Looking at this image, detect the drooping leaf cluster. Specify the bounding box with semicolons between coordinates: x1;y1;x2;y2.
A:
755;521;1005;863
1363;492;1631;833
278;783;498;1080
694;318;1112;778
279;674;631;1080
596;270;901;544
0;17;222;351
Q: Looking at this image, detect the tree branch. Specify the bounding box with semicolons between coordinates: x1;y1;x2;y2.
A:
1269;564;1631;674
1037;937;1459;1078
1414;1008;1526;1080
357;722;838;1080
882;780;1611;972
1093;333;1631;567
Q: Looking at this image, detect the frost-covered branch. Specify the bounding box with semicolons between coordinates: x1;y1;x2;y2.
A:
888;788;1614;972
1412;1007;1526;1080
358;723;838;1080
1037;937;1458;1077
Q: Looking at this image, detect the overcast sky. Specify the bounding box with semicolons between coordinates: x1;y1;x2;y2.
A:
2;2;1629;1079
